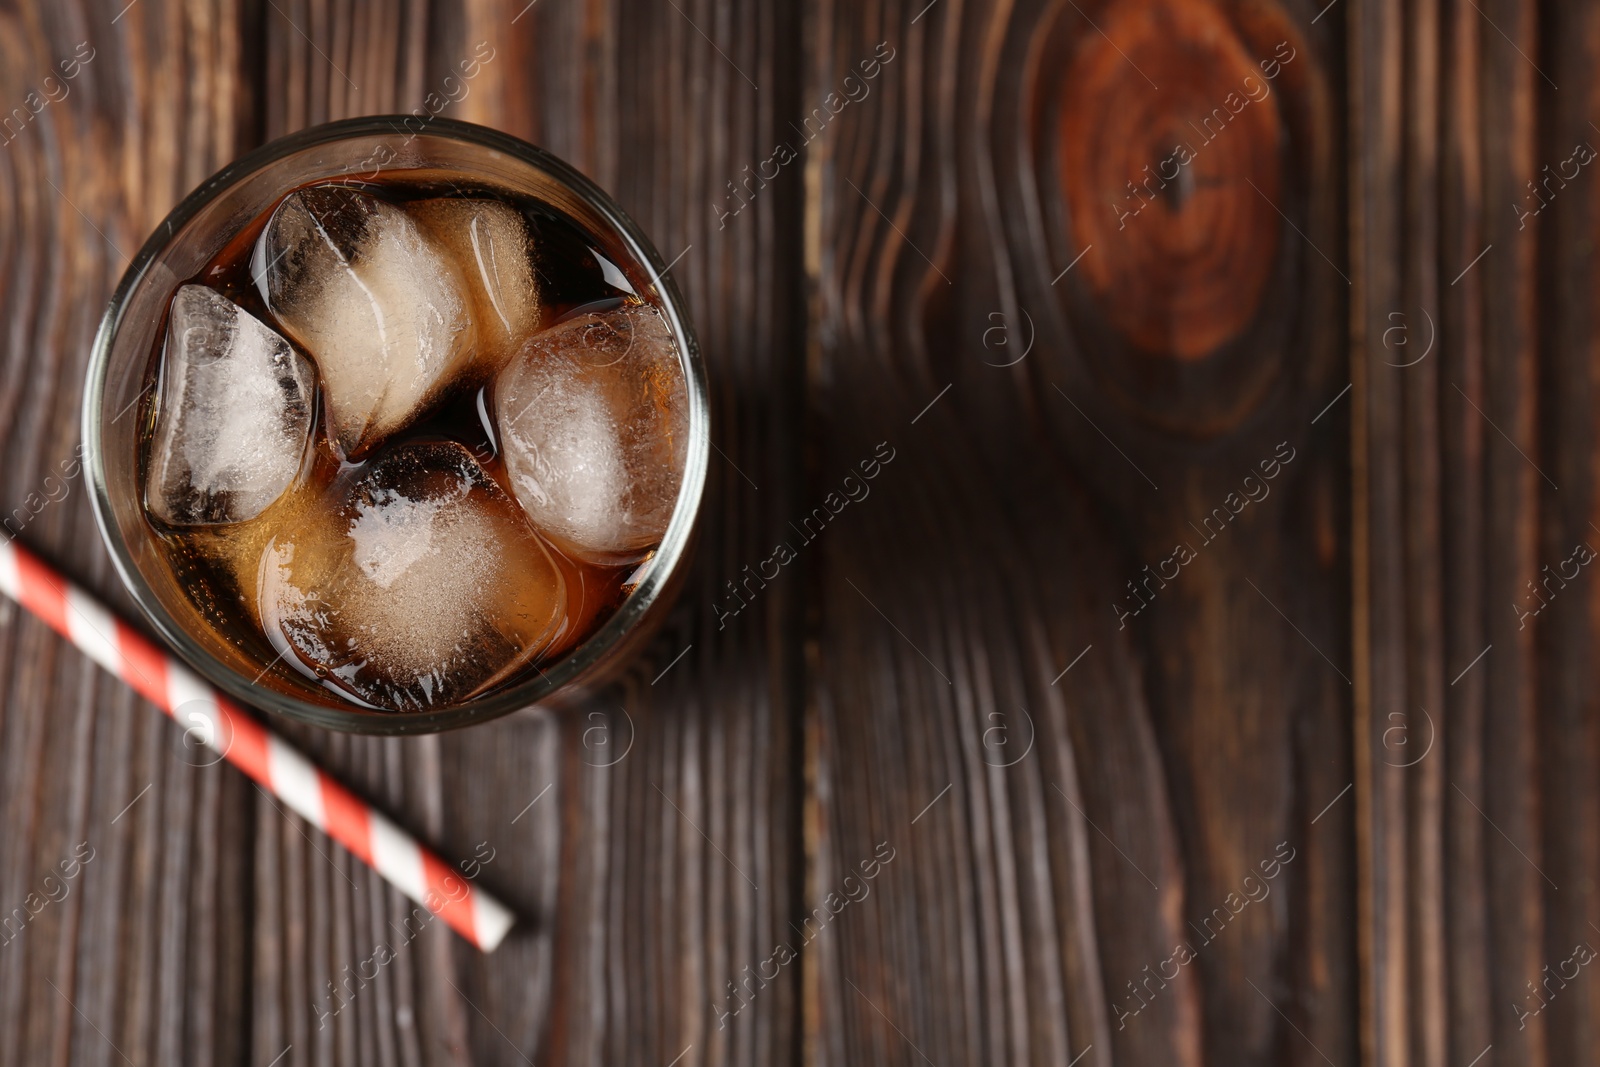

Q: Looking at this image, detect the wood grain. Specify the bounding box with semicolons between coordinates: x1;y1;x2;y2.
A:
1352;1;1600;1066
0;1;807;1065
806;1;1353;1065
0;0;1590;1065
0;4;255;1066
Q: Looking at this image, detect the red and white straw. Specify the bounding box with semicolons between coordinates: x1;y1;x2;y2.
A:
0;538;515;952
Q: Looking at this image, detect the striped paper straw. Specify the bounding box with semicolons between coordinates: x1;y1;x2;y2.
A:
0;538;515;952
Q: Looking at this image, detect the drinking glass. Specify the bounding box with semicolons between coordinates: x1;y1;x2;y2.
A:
84;116;709;734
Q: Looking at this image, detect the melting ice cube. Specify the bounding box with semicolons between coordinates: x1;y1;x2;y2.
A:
253;186;473;455
256;441;568;710
144;284;315;526
410;197;543;368
493;304;689;563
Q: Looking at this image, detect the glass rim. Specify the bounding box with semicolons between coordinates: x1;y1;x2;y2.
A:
82;115;710;735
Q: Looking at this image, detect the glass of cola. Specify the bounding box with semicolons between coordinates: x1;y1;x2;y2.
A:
85;117;708;734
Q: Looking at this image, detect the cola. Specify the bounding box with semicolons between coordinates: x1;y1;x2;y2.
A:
136;175;688;712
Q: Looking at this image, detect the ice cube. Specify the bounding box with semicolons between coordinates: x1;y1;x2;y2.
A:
253;186;473;455
410;198;542;366
145;284;315;526
493;304;689;563
257;441;568;710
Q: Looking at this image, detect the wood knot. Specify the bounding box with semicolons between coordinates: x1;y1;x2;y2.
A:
1057;0;1296;362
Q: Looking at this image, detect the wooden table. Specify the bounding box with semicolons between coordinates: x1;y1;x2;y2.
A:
0;0;1581;1064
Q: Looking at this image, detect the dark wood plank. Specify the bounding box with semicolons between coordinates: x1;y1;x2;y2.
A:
7;1;1595;1065
1353;1;1600;1066
244;1;809;1065
1532;5;1600;1063
806;1;1356;1066
0;1;807;1065
243;8;471;1065
0;3;255;1065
